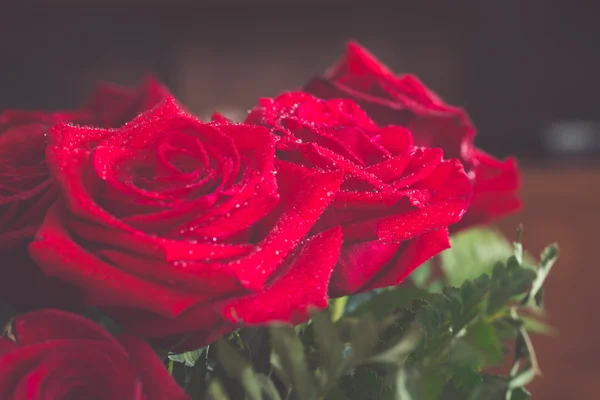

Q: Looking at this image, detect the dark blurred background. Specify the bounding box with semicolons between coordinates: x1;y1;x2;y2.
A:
1;2;599;398
1;2;599;160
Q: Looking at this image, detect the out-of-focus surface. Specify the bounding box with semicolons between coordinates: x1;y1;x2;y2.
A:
0;2;598;397
498;166;600;399
1;3;599;159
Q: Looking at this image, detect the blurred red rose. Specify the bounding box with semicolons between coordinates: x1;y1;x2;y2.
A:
83;75;173;128
304;41;520;230
246;92;472;296
0;77;172;312
0;309;188;399
0;110;87;311
29;97;344;348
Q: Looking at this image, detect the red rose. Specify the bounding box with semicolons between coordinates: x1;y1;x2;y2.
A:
245;92;472;296
0;309;188;399
0;77;173;311
0;110;83;251
303;41;520;230
29;97;344;347
83;75;172;128
0;110;86;311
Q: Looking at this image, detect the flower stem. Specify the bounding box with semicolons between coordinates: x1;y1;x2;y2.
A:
330;296;348;322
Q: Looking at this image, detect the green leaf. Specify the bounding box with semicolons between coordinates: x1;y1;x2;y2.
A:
343;316;381;367
465;321;503;365
344;289;385;314
309;309;346;389
368;323;422;365
168;348;205;367
509;367;536;389
427;280;444;293
493;318;520;341
395;367;414;400
486;262;536;315
520;315;555;335
325;386;353;400
451;367;483;393
340;367;388;400
513;225;524;265
418;370;445;400
442;228;514;287
509;387;531;400
269;325;316;400
216;339;262;400
522;244;559;307
410;261;432;288
240;368;263;400
216;339;246;378
466;375;510;400
254;374;282;400
206;379;230;400
349;287;432;320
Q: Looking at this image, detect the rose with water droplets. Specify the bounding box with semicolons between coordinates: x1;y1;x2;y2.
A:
246;92;472;296
304;41;520;231
30;97;345;350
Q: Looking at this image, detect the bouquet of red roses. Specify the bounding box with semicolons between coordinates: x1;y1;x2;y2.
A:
0;42;556;399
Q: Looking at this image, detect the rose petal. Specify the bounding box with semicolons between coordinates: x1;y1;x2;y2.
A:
118;334;190;400
329;229;450;296
29;204;205;318
232;161;344;290
223;226;343;324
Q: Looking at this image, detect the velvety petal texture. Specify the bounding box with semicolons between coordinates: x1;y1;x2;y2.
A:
303;41;521;230
246;92;472;296
30;97;344;346
0;309;188;400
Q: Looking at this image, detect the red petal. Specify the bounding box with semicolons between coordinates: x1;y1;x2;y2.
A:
223;226;343;325
328;240;401;296
362;229;450;291
330;229;450;296
453;152;521;231
118;334;190;400
84;75;172;128
114;303;224;340
29;204;205;318
233;161;344;290
11;309;116;345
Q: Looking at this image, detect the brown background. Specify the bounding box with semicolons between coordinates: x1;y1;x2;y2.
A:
497;166;600;399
